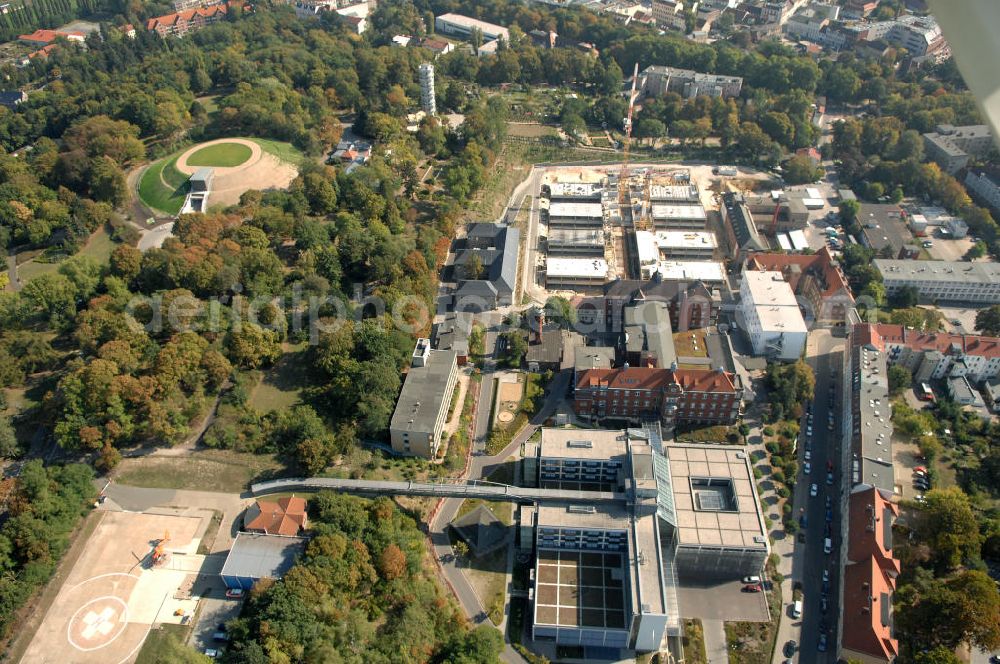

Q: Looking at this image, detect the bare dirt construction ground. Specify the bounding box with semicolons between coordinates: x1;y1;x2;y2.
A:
174;138;298;208
22;511;204;664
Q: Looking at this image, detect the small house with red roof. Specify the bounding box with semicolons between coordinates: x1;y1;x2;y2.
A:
244;496;308;536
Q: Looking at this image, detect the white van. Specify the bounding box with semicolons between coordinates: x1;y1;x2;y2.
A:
792;600;803;618
824;538;832;555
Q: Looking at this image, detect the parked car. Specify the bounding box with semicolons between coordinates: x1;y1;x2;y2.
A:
212;632;229;642
826;471;834;485
742;575;762;585
784;640;798;657
824;538;832;555
820;597;829;614
804;449;812;461
825;507;833;522
225;588;244;599
810;483;819;497
825;496;832;509
743;583;763;593
204;650;219;659
804;461;812;475
818;634;828;652
827;459;834;471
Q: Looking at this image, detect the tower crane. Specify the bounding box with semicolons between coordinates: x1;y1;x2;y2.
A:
618;63;641;206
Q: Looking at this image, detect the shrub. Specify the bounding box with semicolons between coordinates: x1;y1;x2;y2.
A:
763;426;775;436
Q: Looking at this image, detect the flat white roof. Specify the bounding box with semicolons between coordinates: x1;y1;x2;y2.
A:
635;230;660;265
788;230;809;250
802;198;825;209
547;257;609;278
777;234;792;251
655;231;717;250
651;204;707;220
742;270;799;307
435;13;509;39
549;182;602;198
805;187;822;199
548;202;604;218
645;260;725;283
649;184;699;201
756;304;808;335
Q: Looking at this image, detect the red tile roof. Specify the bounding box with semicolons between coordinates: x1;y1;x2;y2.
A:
847;486;900;574
859;323;1000;359
745;247;852;299
245;496;307;536
146;4;228;31
841;556;899;662
18;29;85;44
576;367;738;394
28;44;59;59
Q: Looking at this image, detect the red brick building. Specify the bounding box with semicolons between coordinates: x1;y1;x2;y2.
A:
573;366;743;428
745;247;854;324
841;485;900;664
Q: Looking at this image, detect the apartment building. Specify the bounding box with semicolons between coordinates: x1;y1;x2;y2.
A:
965;170;1000;214
839;485;900;664
875;259;1000;304
738;270;808;361
640;65;743;99
922;124;993;175
146;3;230;36
388;339;458;458
846;326;895;493
573;366;743;428
862;322;1000;383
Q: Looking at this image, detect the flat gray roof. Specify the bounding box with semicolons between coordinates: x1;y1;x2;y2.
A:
539;427;628;460
574;345;615;371
876;259;1000;284
390;347;457;435
851;345;894;493
221;532;307;580
666;445;769;549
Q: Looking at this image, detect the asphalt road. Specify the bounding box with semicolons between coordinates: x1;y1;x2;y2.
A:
794;334;845;664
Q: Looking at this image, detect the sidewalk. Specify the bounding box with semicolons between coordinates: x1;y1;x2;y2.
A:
704;619;728;664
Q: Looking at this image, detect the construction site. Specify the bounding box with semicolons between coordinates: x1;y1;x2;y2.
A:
530;64;831;298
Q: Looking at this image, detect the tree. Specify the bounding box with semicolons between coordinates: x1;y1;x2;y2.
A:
0;415;16;458
975;305;1000;336
890;285;919;309
110;245;142;282
463;253;485;280
544;296;577;329
912;647;961;664
500;330;528;368
839;199;861;229
379;543;407;580
914;487;982;570
888;365;912;396
226;324;281;369
899;570;1000;652
783;155;822;185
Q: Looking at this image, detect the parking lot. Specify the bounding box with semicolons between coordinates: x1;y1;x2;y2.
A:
925;235;975;262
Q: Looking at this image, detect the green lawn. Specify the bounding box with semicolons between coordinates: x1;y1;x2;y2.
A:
247;344;308;412
115;449;286;493
138;155;189;215
254;137;306;166
16;226;118;283
186;141;253;167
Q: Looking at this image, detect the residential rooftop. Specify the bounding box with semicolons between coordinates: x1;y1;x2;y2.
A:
654;230;717;250
875;259;1000;284
548;201;604;218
